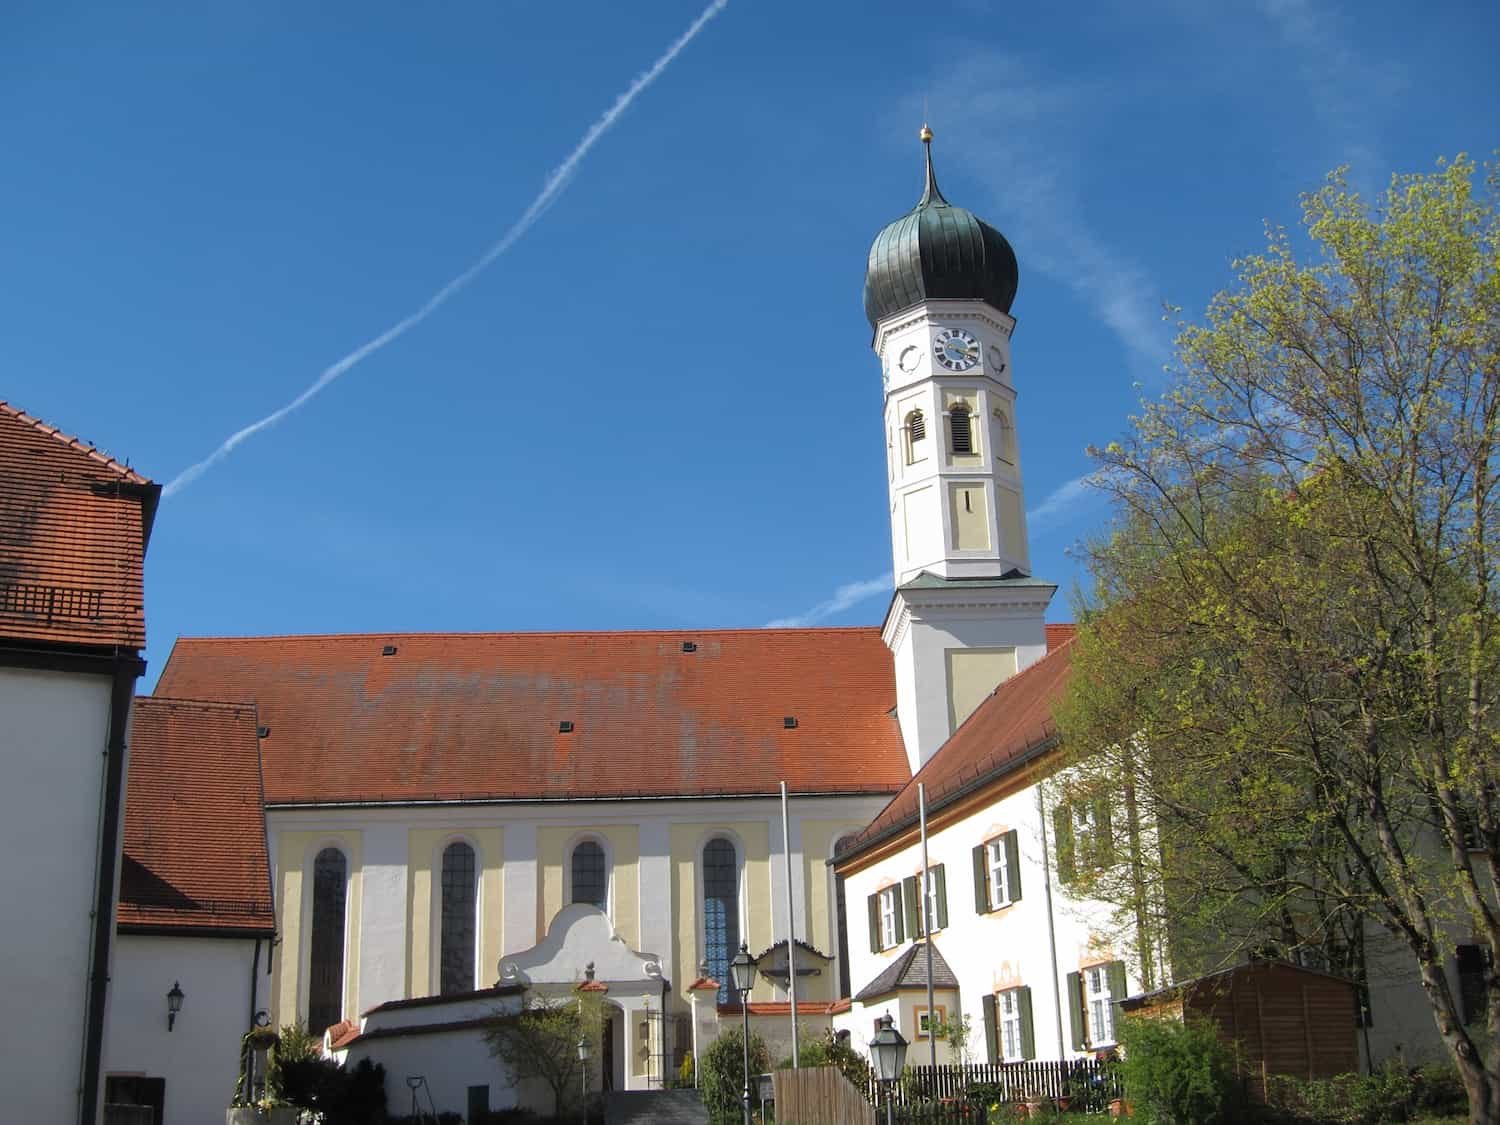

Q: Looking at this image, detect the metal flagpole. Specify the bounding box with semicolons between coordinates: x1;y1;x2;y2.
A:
920;783;937;1071
781;780;800;1068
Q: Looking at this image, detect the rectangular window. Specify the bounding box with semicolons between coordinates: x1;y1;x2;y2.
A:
880;887;899;949
926;867;942;933
999;990;1022;1061
1086;966;1118;1046
975;831;1021;911
916;1004;946;1040
1054;797;1114;884
987;838;1009;906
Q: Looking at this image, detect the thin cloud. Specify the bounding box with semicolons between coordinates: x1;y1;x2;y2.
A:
766;574;891;629
909;54;1172;375
1026;474;1093;531
163;0;729;498
1256;0;1399;174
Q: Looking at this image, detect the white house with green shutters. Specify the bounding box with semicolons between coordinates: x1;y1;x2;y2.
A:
831;638;1163;1066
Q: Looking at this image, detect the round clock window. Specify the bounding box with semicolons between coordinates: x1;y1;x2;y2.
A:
897;345;921;373
933;328;979;371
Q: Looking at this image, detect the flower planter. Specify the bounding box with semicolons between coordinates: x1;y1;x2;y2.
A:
226;1107;299;1125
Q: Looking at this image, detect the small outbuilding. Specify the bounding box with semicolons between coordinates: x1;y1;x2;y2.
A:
1119;960;1360;1097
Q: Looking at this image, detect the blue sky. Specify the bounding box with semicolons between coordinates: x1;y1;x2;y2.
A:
3;1;1495;685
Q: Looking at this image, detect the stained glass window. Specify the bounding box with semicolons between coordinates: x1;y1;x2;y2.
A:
308;847;347;1035
441;842;477;995
702;838;740;1005
572;840;607;909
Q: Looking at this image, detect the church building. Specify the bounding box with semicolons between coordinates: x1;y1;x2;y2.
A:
137;128;1079;1118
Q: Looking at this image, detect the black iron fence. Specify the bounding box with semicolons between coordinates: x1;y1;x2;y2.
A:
864;1059;1122;1118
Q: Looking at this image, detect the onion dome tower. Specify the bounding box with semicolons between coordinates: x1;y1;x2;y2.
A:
869;127;1054;773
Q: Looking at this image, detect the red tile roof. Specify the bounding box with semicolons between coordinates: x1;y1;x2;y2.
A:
838;637;1075;863
118;697;275;934
154;628;911;805
718;1000;852;1016
0;401;157;650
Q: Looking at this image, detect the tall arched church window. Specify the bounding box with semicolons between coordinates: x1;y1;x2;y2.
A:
572;840;608;909
950;404;974;454
905;409;927;465
702;837;740;1005
440;841;477;995
308;847;347;1035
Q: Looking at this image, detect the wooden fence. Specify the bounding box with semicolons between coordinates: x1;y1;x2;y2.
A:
774;1066;876;1125
864;1059;1122;1113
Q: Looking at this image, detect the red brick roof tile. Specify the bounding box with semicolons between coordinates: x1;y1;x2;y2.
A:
154;628;911;804
0;401;157;650
118;697;275;934
839;637;1075;863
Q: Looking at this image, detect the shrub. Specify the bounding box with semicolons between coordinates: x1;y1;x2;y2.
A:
669;1052;696;1089
701;1026;770;1124
777;1028;872;1092
1264;1063;1420;1124
1117;1015;1241;1125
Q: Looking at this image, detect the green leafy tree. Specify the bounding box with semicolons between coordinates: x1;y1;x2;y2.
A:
484;993;603;1117
1058;156;1500;1123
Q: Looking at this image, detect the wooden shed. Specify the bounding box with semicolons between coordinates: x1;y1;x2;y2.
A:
1119;961;1360;1098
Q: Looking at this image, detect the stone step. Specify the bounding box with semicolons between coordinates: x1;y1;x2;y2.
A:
604;1089;709;1125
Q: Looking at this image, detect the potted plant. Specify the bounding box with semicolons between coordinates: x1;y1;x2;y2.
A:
227;1026;299;1124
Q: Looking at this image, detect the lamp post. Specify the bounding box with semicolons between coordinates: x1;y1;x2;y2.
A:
577;1034;591;1101
166;981;184;1032
729;941;757;1125
868;1013;908;1125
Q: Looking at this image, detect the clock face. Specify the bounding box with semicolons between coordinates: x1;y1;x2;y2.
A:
933;328;980;371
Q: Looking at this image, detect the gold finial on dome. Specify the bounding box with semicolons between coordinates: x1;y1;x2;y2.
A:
919;123;934;144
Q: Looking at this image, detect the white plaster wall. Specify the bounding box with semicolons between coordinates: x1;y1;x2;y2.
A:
838;779;1141;1065
348;1027;521;1118
103;933;263;1125
265;794;891;1036
887;592;1053;772
0;666;115;1125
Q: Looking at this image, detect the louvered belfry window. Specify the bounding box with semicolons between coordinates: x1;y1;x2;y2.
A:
908;410;926;443
308;847;347;1035
440;841;477;995
951;404;974;454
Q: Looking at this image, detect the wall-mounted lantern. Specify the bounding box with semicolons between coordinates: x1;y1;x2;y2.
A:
166;981;184;1031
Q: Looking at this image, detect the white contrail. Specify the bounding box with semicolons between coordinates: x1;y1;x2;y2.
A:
163;0;729;498
765;574;891;629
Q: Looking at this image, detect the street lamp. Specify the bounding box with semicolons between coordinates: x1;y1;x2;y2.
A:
868;1012;908;1125
166;981;184;1032
729;941;758;1125
577;1034;591;1100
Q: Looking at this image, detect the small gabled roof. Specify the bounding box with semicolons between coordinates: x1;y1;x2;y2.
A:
854;941;960;1003
837;636;1076;867
0;401;158;650
154;627;911;805
118;698;275;935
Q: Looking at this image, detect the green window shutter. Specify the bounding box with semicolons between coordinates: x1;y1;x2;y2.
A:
868;893;881;953
892;886;906;945
1106;960;1129;1011
1053;804;1076;884
1093;795;1115;865
934;864;948;929
903;876;921;938
1066;971;1086;1051
982;993;998;1064
1004;830;1022;903
1018;986;1036;1060
972;844;990;912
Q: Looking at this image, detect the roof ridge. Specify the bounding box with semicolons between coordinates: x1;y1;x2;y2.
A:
170;624;886;644
0;400;152;484
137;695;259;713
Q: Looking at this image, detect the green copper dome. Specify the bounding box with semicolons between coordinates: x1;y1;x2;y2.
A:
863;131;1019;330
